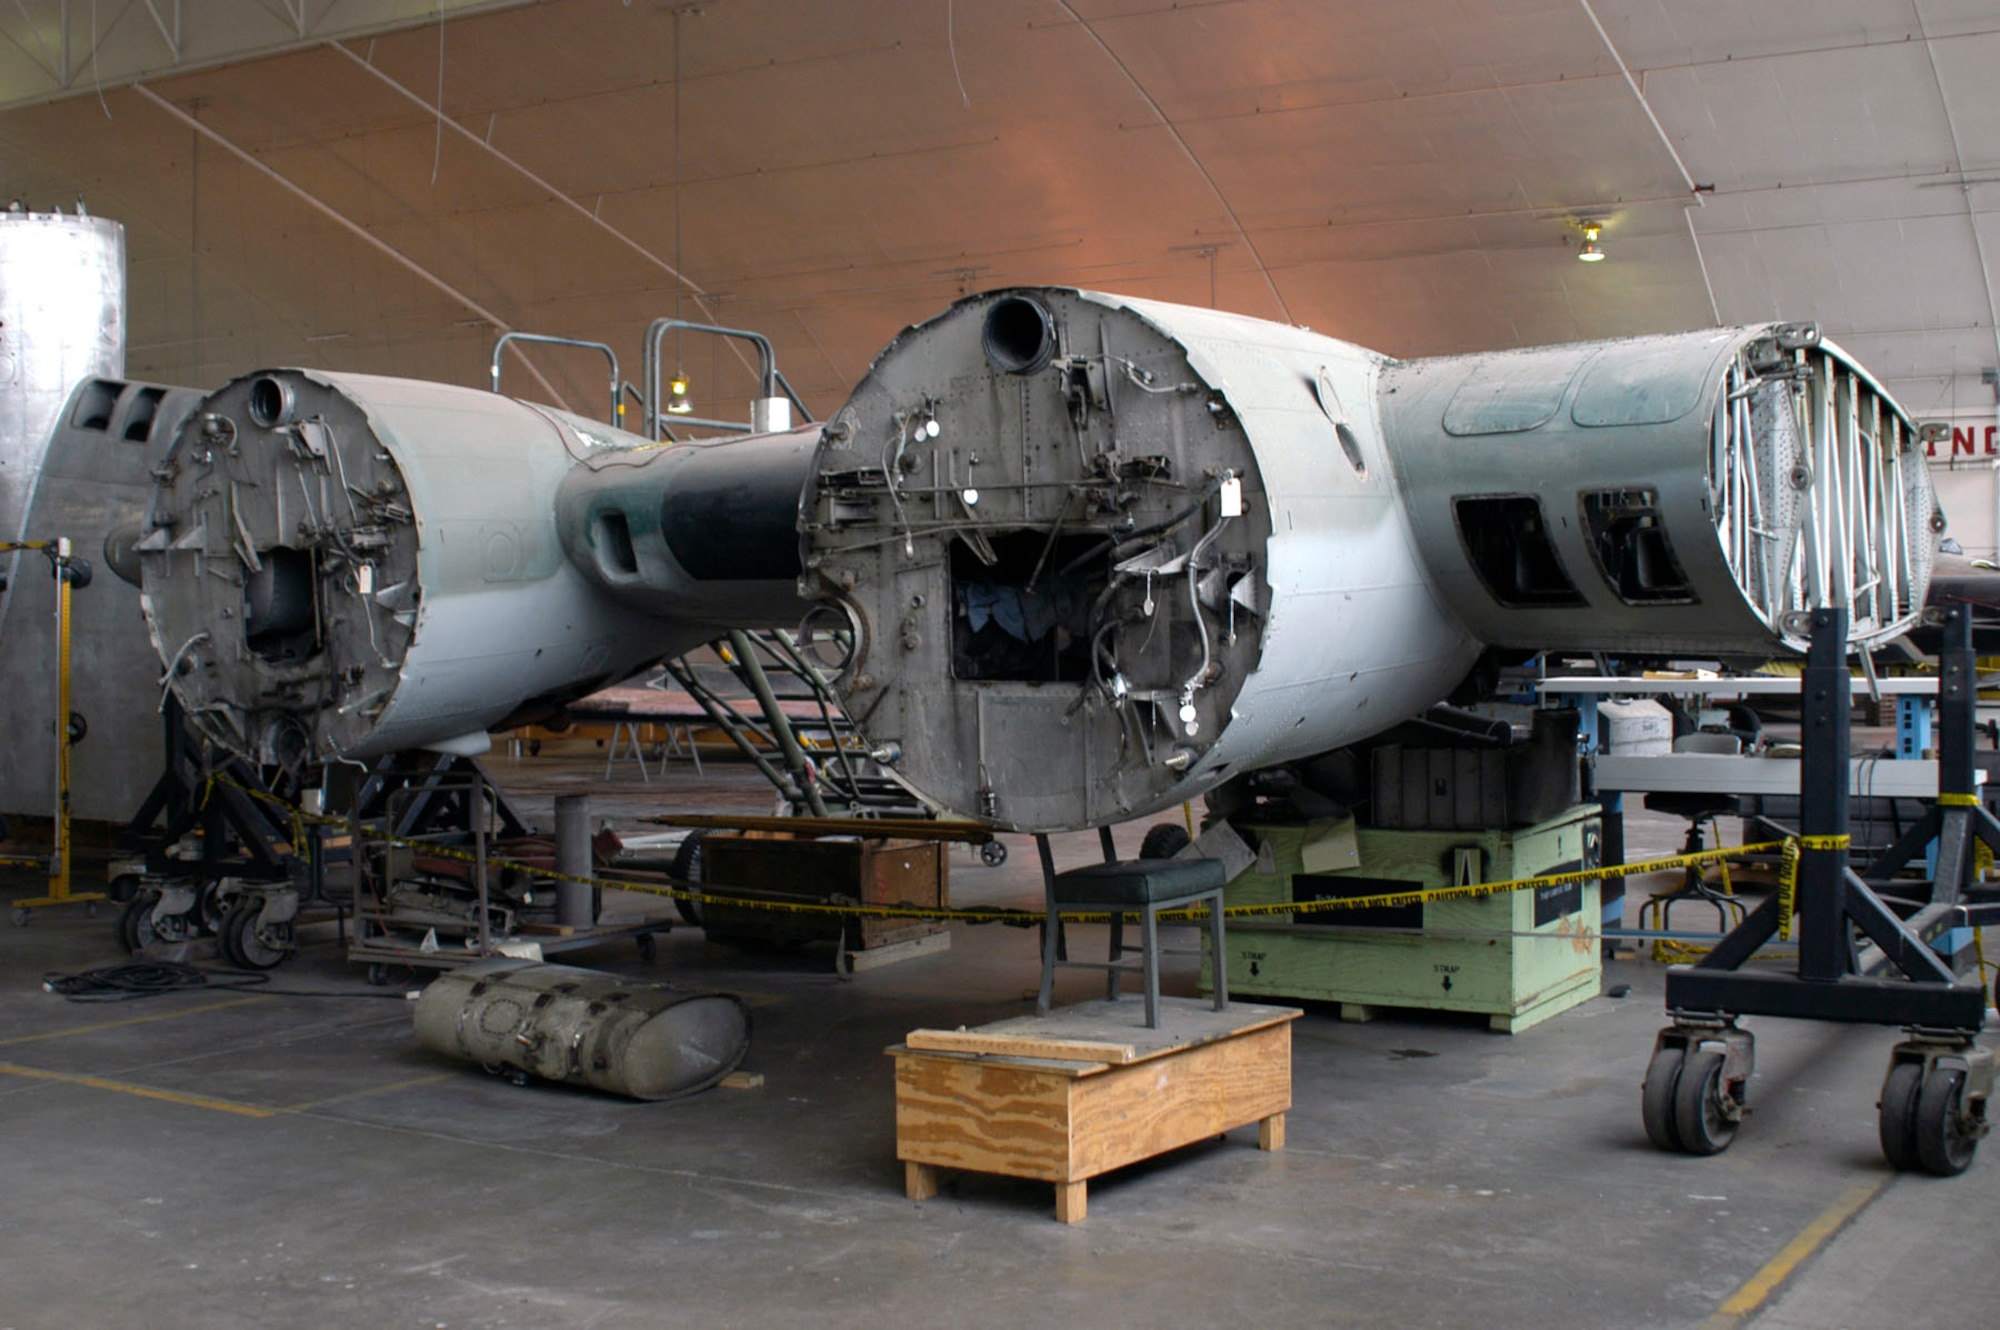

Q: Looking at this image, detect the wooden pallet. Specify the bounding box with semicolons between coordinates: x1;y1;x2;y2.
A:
889;998;1298;1222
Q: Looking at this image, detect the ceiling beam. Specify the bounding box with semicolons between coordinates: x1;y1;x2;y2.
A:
0;0;533;111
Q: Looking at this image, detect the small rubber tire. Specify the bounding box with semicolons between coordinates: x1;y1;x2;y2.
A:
1139;823;1192;860
1914;1067;1979;1177
366;964;390;987
117;893;159;954
10;907;28;928
224;906;289;970
1641;1045;1686;1152
670;830;706;927
1879;1061;1924;1172
636;932;658;963
215;906;246;968
979;839;1008;868
1673;1047;1739;1156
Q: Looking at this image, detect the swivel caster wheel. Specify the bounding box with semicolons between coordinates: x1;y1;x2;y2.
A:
978;839;1008;868
222;905;291;970
1674;1047;1742;1155
635;932;658;963
1914;1067;1981;1176
118;892;175;953
10;907;29;928
1880;1043;1990;1176
1642;1024;1752;1155
366;963;391;987
1641;1044;1686;1152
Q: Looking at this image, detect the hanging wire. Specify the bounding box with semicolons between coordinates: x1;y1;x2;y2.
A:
430;0;446;186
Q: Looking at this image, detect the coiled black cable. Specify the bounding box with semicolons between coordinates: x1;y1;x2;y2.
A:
41;960;407;1003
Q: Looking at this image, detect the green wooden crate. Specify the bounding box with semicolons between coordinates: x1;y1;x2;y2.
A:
1202;806;1601;1033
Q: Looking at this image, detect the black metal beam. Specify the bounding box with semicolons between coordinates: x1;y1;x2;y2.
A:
1666;968;1987;1028
1797;609;1853;982
1840;870;1958;983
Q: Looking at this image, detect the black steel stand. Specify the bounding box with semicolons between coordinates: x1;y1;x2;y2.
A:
1863;605;2000;942
1642;608;1996;1174
118;700;531;968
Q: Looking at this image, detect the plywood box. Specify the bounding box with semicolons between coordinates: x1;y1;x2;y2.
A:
891;999;1298;1222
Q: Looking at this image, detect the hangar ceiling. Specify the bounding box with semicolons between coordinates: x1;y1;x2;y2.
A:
1;0;1996;433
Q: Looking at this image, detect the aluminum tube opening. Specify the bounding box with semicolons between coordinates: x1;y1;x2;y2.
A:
981;295;1058;375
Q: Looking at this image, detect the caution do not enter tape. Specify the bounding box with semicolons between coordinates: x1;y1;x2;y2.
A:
200;776;1829;929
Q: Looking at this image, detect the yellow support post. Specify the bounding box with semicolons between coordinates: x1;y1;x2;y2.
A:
5;538;106;926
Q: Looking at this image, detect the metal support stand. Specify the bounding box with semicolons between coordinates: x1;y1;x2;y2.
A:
1863;604;2000;954
1641;608;1996;1174
4;538;104;925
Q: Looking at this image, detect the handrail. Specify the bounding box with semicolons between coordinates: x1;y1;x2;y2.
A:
489;333;622;427
642;318;778;441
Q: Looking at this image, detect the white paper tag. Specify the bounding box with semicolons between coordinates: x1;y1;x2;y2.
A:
1220;474;1244;518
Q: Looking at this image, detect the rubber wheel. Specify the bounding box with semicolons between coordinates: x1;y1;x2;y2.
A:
117;893;160;953
670;830;706;926
1641;1045;1686;1152
1140;823;1192;860
215;906;246;968
223;906;289;970
1914;1067;1979;1177
1673;1047;1739;1155
635;932;658;963
10;907;28;928
978;839;1008;868
1879;1061;1924;1172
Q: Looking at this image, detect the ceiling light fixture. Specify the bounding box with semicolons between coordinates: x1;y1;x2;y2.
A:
1577;220;1607;263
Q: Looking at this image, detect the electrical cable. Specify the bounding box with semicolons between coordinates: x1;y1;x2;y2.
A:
40;960;408;1003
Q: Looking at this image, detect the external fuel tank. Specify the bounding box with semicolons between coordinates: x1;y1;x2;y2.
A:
413;959;750;1100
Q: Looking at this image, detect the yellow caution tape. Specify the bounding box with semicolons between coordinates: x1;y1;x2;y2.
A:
1939;793;1982;807
207;775;1798;928
1795;834;1851;851
1777;837;1800;943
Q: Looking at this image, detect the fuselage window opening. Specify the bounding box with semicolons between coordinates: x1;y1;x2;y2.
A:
1581;487;1697;604
1453;494;1587;608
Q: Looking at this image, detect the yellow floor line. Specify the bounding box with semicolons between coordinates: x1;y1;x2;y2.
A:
279;1071;459;1113
0;996;268;1048
0;1060;275;1118
1702;1176;1887;1329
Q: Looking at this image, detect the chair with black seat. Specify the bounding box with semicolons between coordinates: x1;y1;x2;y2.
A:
1639;732;1747;935
1035;827;1229;1029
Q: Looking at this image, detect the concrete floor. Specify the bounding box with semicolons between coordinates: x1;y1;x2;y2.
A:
2;754;1996;1329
